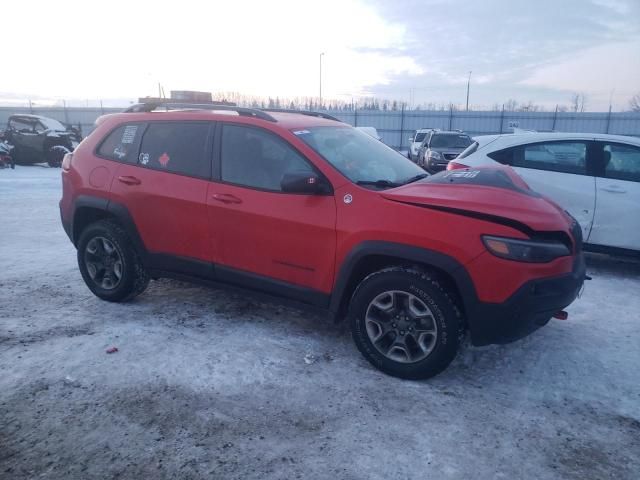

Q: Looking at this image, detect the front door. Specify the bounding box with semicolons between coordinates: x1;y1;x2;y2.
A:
207;123;337;295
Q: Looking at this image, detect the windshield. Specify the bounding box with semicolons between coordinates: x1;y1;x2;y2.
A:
430;134;472;149
39;117;66;131
295;126;424;188
414;132;427;142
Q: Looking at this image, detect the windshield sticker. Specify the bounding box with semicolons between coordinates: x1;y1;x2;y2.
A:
158;152;170;167
443;170;480;179
293;130;310;135
139;152;150;165
113;146;126;159
121;125;138;144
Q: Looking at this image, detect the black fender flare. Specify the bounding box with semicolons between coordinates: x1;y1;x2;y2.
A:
329;241;479;318
71;196;146;257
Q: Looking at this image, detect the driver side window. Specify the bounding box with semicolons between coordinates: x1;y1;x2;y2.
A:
221;124;314;191
10;119;34;133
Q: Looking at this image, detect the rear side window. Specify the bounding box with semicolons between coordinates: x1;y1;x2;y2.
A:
489;141;587;175
97;123;144;163
138;122;211;178
602;143;640;182
9;118;34;132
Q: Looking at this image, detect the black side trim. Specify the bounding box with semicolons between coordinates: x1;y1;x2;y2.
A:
389;200;535;236
330;241;478;315
146;253;214;279
217;265;329;308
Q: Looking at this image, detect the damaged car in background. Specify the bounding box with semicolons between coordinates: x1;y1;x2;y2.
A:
0;114;81;167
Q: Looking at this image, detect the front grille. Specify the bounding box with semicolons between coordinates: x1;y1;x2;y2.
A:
444;153;458;160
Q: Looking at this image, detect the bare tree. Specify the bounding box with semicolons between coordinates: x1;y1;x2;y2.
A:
630;93;640;112
504;99;518;111
570;93;587;112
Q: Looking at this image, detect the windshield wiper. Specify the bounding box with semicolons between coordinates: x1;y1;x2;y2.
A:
356;179;400;189
401;173;429;185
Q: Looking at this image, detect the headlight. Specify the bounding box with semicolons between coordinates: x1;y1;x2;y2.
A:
482;235;570;263
427;150;441;160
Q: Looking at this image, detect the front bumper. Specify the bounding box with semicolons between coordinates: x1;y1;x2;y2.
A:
468;253;586;346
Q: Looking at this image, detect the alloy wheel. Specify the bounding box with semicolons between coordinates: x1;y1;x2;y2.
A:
364;290;438;363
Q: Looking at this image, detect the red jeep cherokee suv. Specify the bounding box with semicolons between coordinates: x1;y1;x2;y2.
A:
60;103;585;379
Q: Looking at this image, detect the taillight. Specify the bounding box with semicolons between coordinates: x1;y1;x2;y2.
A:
62;153;73;171
447;161;469;171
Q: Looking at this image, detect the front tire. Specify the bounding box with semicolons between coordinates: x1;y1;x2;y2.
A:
76;220;149;302
349;267;461;380
46;145;69;167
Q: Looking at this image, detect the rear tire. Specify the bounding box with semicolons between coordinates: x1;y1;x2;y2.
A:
349;267;461;380
77;220;149;302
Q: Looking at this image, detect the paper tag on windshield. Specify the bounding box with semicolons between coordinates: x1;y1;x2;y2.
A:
293;130;310;135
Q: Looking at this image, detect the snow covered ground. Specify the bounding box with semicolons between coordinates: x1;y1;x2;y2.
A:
1;166;639;479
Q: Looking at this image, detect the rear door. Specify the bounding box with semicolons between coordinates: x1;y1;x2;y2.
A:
589;141;640;250
207;123;337;295
108;121;214;270
489;140;596;239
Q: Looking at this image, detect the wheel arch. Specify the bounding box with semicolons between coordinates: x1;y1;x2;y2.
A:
71;196;145;256
330;241;479;321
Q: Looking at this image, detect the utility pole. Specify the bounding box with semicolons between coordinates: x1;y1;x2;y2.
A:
319;52;325;108
465;70;472;111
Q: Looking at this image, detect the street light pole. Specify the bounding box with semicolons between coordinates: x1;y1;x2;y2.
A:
465;70;472;111
319;52;325;108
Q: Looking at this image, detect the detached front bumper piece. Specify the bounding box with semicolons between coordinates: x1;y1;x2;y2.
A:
469;254;586;346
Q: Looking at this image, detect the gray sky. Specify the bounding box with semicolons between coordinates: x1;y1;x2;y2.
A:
2;0;639;110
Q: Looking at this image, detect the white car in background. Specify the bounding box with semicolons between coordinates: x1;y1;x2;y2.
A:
407;128;434;161
449;132;640;253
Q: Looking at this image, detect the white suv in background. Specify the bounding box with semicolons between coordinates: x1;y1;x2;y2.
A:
407;128;434;161
449;132;640;253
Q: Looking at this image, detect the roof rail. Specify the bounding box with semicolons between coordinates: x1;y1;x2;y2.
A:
261;109;341;122
123;102;277;122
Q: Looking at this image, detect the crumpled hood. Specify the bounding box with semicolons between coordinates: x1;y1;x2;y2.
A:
381;166;571;232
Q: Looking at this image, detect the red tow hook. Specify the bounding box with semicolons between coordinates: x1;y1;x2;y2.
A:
553;311;569;320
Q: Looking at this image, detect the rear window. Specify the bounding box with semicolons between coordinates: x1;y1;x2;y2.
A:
97;123;144;163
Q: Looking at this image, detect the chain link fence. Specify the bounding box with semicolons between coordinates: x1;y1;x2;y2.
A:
2;106;639;150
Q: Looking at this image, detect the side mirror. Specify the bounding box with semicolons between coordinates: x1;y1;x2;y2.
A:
281;171;331;194
408;136;414;143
